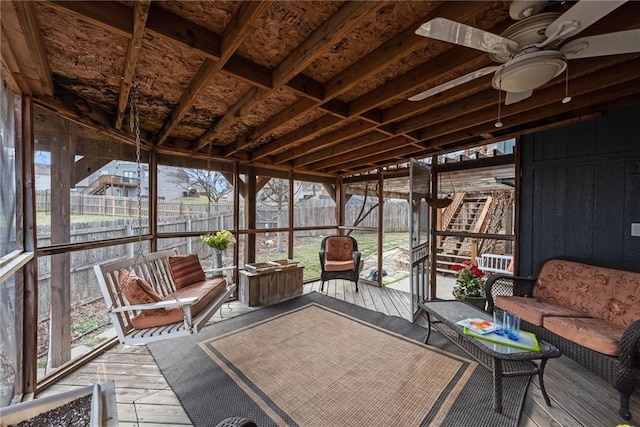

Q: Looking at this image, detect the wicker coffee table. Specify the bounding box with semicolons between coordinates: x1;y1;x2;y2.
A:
418;300;561;413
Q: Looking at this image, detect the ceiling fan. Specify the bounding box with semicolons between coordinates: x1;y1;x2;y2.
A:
409;0;640;105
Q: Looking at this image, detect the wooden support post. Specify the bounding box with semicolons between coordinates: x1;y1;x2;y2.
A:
429;156;438;300
150;149;157;252
233;161;240;278
288;170;294;259
337;176;344;232
49;118;73;367
377;169;383;287
246;168;256;263
21;95;38;394
471;239;478;265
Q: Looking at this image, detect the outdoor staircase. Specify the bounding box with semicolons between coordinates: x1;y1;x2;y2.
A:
435;192;493;275
84;175;138;195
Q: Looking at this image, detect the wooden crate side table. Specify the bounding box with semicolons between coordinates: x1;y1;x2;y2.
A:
239;266;304;307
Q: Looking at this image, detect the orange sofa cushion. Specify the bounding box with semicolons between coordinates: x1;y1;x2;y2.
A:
325;237;354;261
495;296;590;326
534;260;640;328
130;277;227;329
169;253;206;289
543;316;627;356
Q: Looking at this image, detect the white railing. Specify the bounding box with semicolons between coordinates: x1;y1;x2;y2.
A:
477;253;513;275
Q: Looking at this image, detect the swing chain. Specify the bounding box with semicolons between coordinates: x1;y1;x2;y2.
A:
130;89;144;260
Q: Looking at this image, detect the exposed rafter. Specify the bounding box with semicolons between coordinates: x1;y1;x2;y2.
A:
115;0;150;130
155;1;272;146
3;0;638;178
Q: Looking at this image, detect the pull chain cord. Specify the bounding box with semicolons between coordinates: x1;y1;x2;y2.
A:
495;70;504;128
562;64;572;104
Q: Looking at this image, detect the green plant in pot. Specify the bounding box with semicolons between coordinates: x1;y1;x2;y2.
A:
201;230;236;273
452;261;486;310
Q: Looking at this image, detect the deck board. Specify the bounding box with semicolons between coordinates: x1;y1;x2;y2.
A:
35;280;634;426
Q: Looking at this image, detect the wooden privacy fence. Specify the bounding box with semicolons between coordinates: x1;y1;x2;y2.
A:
35;192;411;231
33;199;413;319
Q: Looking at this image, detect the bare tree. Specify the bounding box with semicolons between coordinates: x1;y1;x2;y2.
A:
346;183;380;236
257;179;303;252
167;168;232;202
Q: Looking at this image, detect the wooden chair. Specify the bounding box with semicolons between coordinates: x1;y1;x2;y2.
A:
319;235;361;292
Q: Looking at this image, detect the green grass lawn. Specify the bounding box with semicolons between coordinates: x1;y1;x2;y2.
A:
289;232;409;281
35;211;410;282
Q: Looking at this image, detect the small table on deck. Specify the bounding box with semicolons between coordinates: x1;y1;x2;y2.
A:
239;266;304;307
418;300;561;413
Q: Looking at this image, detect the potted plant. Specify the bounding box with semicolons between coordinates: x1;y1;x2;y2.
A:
451;261;486;310
201;230;236;272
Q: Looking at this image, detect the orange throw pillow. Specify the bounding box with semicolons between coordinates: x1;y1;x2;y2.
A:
169;253;206;289
118;270;166;317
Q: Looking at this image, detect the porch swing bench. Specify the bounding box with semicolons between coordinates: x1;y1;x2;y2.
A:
94;249;236;345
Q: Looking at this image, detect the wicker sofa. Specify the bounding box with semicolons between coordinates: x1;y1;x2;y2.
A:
485;259;640;420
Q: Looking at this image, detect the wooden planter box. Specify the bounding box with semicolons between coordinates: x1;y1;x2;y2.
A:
239;266;304;307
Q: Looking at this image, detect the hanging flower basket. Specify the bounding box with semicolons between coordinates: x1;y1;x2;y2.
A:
425;196;453;209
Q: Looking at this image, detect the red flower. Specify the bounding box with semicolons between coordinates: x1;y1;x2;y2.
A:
451;264;463;272
472;266;484;278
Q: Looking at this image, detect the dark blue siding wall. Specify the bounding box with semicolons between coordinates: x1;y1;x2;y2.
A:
519;105;640;275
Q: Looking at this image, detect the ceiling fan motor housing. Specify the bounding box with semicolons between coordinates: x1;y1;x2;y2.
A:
490;12;563;62
492;50;567;93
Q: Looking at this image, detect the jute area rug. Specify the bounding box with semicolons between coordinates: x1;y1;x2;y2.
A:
148;292;529;427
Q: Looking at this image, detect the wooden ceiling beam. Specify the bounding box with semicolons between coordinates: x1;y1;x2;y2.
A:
12;1;53;96
220;2;383;155
402;54;639;138
416;57;640;143
277;120;379;165
351;49;492;119
1;25;31;94
251;115;343;160
320;136;410;173
293;131;388;168
385;15;640;130
196;87;265;152
273;1;385;88
114;0;150;130
327;143;418;175
328;1;494;101
34;92;154;150
155;1;271;146
425;79;640;150
249;97;318;142
244;1;497;149
48;1;133;38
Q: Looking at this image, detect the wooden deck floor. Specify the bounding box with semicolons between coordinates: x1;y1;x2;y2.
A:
38;280;637;426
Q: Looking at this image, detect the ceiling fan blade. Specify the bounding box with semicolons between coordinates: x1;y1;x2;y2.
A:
415;18;516;55
409;66;499;102
505;90;533;106
561;29;640;59
545;0;627;42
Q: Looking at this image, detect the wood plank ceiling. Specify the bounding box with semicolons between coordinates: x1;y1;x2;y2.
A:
2;1;640;177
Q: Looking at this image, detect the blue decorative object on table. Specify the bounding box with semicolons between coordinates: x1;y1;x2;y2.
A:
493;308;505;336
